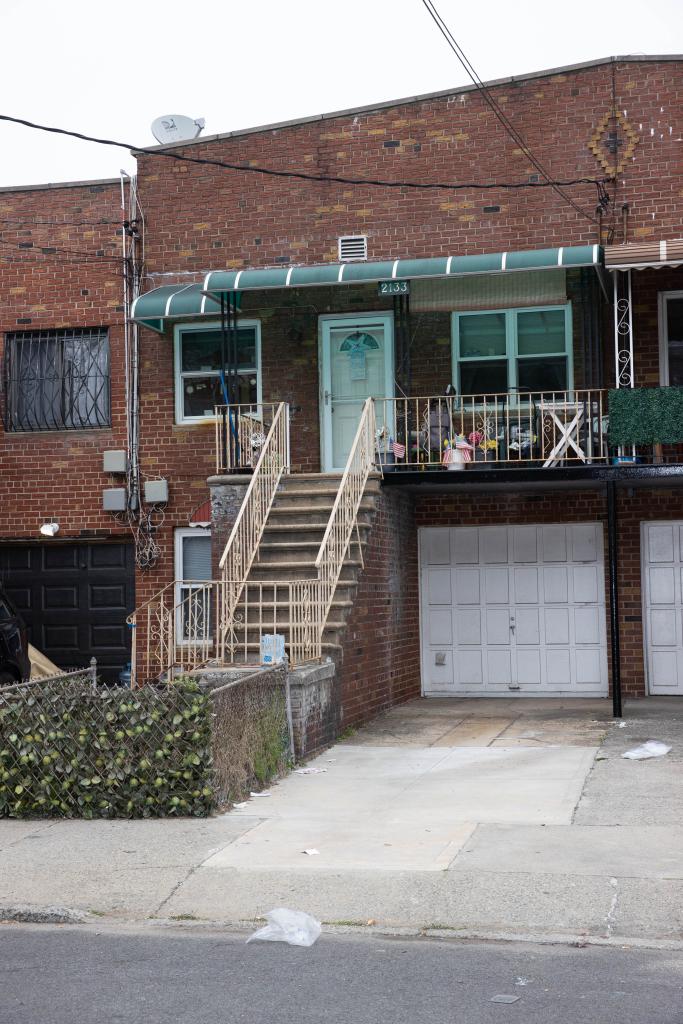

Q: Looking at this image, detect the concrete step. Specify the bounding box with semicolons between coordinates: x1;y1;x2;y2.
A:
258;537;368;555
262;520;371;537
241;586;355;610
280;473;343;489
271;495;378;513
249;563;361;582
267;505;376;524
251;557;363;572
235;618;348;634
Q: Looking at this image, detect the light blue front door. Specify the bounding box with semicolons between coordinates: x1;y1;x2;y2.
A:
320;314;394;472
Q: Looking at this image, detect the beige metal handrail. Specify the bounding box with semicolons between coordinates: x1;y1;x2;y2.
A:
220;578;323;666
214;402;279;474
218;401;290;660
128;579;215;687
374;390;608;469
129;571;322;684
312;397;376;646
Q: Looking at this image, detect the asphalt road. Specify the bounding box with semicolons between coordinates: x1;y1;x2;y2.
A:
1;924;682;1024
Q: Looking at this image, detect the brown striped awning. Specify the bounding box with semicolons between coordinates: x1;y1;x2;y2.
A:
605;239;683;269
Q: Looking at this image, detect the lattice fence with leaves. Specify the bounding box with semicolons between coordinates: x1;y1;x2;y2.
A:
208;664;292;807
0;674;213;819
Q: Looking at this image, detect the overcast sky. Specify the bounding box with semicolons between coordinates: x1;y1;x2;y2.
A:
0;0;680;188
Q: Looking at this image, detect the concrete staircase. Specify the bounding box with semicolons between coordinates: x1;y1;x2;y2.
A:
234;473;381;661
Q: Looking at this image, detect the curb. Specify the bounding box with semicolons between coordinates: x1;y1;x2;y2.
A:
0;904;88;925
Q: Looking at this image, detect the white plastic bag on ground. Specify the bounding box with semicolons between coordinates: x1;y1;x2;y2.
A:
246;908;322;947
622;740;672;760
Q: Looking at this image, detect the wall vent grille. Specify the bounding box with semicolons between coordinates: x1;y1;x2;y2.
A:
338;235;368;262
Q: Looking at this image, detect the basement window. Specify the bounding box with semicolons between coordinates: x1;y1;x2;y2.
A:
174;527;212;643
174;320;261;424
3;327;110;431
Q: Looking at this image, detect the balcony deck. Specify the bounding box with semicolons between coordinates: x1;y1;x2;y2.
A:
379;459;683;491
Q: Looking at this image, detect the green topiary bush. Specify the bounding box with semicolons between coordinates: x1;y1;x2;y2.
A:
608;387;683;446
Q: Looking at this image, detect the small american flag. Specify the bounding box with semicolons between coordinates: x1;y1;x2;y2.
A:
390;438;406;459
454;439;472;462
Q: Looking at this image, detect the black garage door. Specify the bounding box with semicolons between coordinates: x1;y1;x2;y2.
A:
0;542;135;684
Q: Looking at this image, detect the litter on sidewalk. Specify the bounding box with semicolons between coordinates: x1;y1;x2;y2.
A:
622;740;672;760
246;908;322;947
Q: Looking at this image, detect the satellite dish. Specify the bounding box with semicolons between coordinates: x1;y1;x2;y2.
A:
151;115;206;145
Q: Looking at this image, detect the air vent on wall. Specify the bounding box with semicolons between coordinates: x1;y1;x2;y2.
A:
338;235;368;262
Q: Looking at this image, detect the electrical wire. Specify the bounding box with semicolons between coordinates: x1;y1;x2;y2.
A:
0;113;609;195
0;217;122;227
0;236;122;262
418;0;601;222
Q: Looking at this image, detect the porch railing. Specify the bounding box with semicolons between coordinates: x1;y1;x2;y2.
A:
314;397;376;637
218;401;290;661
219;578;323;667
128;580;216;687
215;402;280;474
374;390;608;469
129;576;321;684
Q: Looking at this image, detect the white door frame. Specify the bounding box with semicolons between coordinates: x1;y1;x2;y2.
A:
658;290;683;385
641;520;652;694
641;519;683;695
319;312;394;472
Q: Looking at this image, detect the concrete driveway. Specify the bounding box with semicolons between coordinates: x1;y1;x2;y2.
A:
4;697;682;943
205;699;608;872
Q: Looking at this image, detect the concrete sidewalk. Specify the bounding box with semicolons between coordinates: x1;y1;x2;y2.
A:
1;698;682;945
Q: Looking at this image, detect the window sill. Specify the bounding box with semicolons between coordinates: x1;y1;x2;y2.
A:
174;418;216;429
2;426;114;438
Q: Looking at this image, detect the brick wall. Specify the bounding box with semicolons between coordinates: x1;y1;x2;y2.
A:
334;487;421;728
0;180;129;542
137;59;682;279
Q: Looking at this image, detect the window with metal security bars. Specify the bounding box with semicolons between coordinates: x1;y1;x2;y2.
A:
3;328;110;431
338;235;368;262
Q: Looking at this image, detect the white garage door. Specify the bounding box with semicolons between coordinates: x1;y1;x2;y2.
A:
420;524;608;697
642;522;683;695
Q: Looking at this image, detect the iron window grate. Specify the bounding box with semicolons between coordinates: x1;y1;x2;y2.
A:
2;327;110;432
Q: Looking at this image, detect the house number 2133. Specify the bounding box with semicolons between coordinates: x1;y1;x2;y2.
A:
378;280;410;296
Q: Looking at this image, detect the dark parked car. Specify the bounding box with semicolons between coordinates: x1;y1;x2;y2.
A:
0;590;31;684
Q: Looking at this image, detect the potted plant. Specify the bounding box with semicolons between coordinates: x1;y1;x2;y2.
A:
442;435;474;471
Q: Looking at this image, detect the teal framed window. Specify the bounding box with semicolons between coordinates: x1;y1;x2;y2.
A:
452;305;573;395
173;320;261;424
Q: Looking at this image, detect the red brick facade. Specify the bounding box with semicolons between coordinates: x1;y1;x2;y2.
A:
336;489;421;727
0;180;127;540
0;56;682;703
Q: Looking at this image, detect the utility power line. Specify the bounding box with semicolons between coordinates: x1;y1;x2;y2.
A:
0;113;608;198
418;0;603;222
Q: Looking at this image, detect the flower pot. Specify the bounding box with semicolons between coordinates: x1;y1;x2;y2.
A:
444;447;468;471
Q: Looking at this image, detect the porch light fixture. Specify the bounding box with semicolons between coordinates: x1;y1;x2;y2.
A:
39;521;60;538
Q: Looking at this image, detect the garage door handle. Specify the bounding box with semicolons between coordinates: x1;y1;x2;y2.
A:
509;619;515;635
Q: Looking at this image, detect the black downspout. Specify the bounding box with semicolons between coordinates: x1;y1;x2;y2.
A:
220;293;229;471
581;269;591;388
593;270;604;390
229;293;241;467
607;481;623;717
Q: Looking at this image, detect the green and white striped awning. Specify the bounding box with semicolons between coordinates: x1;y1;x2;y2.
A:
132;246;602;332
131;283;222;333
